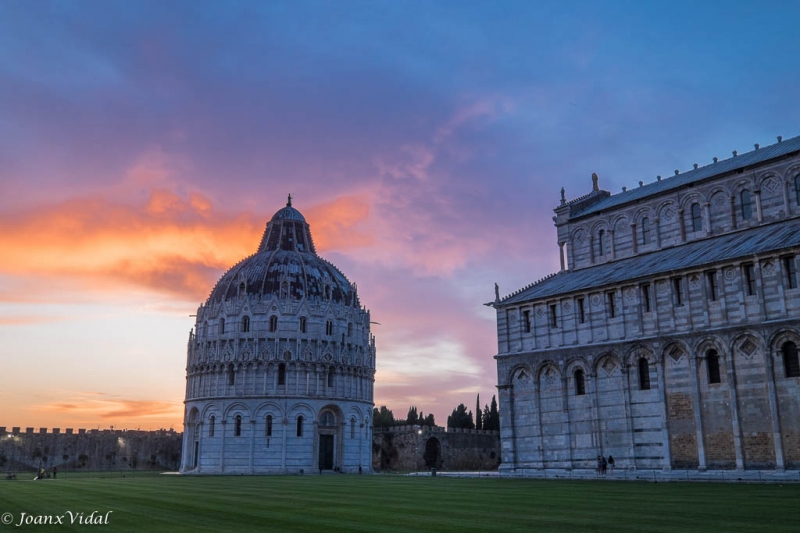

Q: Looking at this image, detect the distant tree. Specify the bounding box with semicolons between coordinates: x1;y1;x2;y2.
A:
423;413;435;427
406;406;419;425
373;406;396;428
447;403;475;429
475;394;483;430
482;395;500;431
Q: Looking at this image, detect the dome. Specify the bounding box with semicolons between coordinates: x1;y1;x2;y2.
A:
206;196;357;306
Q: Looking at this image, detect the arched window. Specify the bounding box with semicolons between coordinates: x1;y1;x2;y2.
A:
741;189;753;220
219;318;225;334
795;174;800;205
266;415;273;437
238;282;246;296
348;322;353;337
299;316;307;334
241;315;250;333
227;364;235;386
574;368;585;396
327;366;335;388
641;217;651;245
598;229;605;256
783;341;799;378
296;416;304;437
638;357;651;390
320;411;335;426
707;350;721;384
325;320;333;336
691;203;702;233
235;415;242;437
325;286;331;300
350;418;356;439
278;363;286;386
209;415;215;437
269;315;278;332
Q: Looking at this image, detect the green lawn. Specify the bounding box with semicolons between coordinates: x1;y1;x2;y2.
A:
0;474;798;532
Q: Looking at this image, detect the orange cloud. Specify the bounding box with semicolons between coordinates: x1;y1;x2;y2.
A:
0;189;374;303
39;395;180;419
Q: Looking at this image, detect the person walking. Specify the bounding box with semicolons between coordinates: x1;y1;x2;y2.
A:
607;456;615;474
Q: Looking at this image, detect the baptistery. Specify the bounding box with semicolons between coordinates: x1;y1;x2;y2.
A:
180;196;376;474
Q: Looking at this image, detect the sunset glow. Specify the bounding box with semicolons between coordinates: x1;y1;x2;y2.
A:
1;1;798;430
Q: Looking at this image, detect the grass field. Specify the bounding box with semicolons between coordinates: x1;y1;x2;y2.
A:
1;473;798;532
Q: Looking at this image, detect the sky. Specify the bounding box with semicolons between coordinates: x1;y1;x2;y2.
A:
1;0;799;431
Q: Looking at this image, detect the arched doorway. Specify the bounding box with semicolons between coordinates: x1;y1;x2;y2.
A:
317;408;340;471
424;437;441;469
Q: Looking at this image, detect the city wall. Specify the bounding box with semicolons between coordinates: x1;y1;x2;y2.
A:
372;425;501;472
0;427;182;472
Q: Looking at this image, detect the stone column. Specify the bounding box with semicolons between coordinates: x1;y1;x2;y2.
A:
498;385;516;471
535;375;546;469
620;364;636;469
782;179;791;216
726;351;745;470
249;419;256;473
703;202;712;234
754;189;763;222
656;358;672;471
562;373;574;469
690;356;707;470
281;417;288;472
609;229;616;260
590;371;603;457
764;348;786;470
654;218;662;249
220;419;227;473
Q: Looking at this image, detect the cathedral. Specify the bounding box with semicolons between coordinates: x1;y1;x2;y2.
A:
492;135;800;474
180;197;376;474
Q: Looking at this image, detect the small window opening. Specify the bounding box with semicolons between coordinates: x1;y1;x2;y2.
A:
241;315;250;333
641;283;651;313
266;415;273;437
209;415;215;437
706;271;717;301
743;263;756;296
278;363;286;386
606;291;616;318
523;310;531;332
707;350;721;384
638;357;651;390
691;203;703;233
235;415;242;437
296;416;304;437
672;277;683;306
641;217;651;245
549;304;558;329
741;189;753;220
574;369;585;396
300;316;307;333
783;256;797;290
784;341;799;378
577;298;586;324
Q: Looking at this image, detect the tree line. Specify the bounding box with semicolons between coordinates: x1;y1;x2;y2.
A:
372;394;499;431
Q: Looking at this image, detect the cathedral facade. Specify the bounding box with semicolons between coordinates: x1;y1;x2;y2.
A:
492;135;800;474
180;198;376;474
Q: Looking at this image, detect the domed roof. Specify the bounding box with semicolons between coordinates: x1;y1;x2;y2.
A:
207;196;357;306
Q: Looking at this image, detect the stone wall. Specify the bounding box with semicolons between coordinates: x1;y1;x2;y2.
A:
0;427;182;472
372;425;500;472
